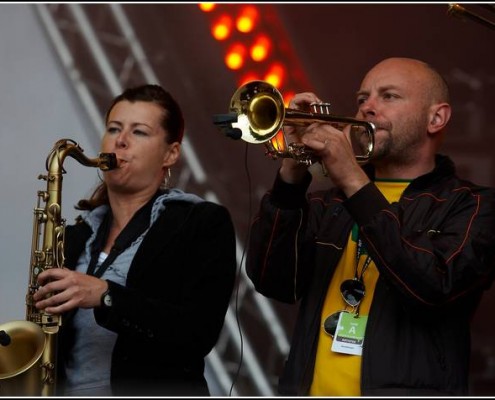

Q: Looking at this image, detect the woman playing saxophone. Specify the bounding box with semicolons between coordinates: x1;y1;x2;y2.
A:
32;84;237;396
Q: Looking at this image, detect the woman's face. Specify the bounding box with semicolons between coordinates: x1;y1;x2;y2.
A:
101;100;180;195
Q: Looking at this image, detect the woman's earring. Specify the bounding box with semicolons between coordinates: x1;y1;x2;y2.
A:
164;168;171;189
97;168;104;182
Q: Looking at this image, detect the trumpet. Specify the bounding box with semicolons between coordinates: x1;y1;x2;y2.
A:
213;80;375;166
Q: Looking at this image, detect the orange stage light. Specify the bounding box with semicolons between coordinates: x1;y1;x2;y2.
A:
212;14;233;41
225;43;246;70
202;4;310;102
250;34;272;62
283;91;295;107
264;62;286;88
236;5;259;33
198;3;216;12
269;130;287;153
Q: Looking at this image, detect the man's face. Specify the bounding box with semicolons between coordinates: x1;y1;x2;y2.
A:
354;59;432;164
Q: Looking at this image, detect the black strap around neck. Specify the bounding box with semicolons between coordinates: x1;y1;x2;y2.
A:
355;237;372;281
86;192;161;278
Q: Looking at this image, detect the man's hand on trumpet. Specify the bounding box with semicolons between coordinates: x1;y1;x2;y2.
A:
280;92;370;198
301;122;370;198
279;92;319;185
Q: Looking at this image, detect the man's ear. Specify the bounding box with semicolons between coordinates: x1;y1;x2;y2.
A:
428;103;451;134
163;142;181;168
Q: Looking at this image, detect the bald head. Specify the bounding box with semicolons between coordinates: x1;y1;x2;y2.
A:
365;58;450;106
356;57;452;163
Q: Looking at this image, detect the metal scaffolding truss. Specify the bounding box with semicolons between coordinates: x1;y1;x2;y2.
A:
33;3;291;396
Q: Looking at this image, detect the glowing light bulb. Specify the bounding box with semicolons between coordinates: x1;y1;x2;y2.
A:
236;6;259;33
212;14;232;41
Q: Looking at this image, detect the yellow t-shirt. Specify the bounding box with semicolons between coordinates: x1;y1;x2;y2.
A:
309;180;410;396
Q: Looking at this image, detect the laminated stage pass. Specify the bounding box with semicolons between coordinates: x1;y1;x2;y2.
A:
331;312;367;356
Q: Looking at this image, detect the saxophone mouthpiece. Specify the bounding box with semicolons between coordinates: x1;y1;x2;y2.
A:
99;152;118;171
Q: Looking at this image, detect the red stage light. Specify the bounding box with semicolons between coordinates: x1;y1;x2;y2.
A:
225;43;247;70
212;14;233;41
283;91;295;107
264;62;286;88
250;34;272;62
198;3;216;12
202;4;308;102
236;6;259;33
269;130;287;153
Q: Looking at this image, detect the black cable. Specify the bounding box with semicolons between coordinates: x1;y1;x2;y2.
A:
229;142;252;396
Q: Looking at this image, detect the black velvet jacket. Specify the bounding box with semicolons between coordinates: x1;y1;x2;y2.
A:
57;199;237;396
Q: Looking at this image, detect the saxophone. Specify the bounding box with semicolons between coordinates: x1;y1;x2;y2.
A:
0;139;117;396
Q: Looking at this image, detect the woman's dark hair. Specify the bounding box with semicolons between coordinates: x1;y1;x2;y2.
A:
105;84;185;144
75;84;184;211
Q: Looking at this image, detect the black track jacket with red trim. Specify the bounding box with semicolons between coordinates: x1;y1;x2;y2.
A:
247;154;495;396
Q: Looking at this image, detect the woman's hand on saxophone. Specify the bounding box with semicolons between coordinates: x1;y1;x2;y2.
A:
33;268;108;314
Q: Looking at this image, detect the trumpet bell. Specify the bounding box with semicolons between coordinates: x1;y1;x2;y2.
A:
229;80;285;144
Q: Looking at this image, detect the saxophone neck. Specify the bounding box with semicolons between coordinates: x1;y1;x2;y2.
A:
46;138;117;176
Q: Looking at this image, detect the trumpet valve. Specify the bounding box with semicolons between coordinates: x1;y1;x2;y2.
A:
310;102;332;115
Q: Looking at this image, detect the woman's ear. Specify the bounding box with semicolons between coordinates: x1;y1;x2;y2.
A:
162;142;181;168
428;103;451;135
